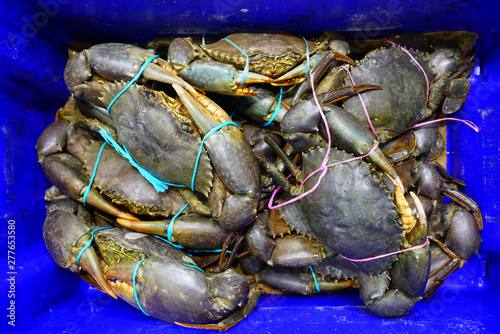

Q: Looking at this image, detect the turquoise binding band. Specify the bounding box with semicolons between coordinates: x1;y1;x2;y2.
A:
263;86;283;127
183;263;205;273
76;226;114;265
82;142;107;206
309;265;321;293
133;259;150;316
221;38;249;85
191;121;239;191
99;129;185;192
167;203;190;243
300;35;311;78
154;235;186;250
202;31;223;45
106;55;160;115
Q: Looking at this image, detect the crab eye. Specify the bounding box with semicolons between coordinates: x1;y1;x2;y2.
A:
181;124;192;133
145;90;153;99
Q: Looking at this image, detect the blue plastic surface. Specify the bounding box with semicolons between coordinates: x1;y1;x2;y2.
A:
1;1;500;333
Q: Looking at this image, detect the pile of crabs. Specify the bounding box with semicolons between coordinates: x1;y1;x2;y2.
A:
37;30;483;330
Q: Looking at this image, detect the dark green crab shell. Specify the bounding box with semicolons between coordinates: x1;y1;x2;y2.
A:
300;146;404;276
100;81;214;196
65;124;190;218
342;46;440;143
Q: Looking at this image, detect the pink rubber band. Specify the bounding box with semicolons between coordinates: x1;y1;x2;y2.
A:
340;65;377;135
337;236;429;262
412;118;479;132
385;40;430;104
268;74;379;210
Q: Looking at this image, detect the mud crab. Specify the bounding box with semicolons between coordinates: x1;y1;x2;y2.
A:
43;199;259;330
337;33;476;143
167;31;355;96
72;75;261;231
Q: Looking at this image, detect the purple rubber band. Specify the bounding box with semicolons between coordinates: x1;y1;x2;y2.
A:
337;236;429;262
268;74;379;210
385;40;430;104
412;118;479;132
340;65;377;135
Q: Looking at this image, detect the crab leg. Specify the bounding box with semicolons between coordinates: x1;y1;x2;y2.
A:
273;50;356;86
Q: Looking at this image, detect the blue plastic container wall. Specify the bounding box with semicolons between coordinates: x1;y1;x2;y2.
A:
1;1;499;333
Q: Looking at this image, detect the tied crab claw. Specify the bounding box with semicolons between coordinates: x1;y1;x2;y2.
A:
36;119;138;221
358;192;431;317
64;42;198;96
43;199;118;299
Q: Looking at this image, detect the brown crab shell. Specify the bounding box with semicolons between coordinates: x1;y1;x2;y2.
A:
201;33;317;78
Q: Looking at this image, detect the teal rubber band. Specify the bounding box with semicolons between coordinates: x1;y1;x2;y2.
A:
191;121;239;191
263;86;283;127
221;38;249;85
167;203;190;243
300;35;311;78
99;129;185;192
183;263;205;274
309;265;321;293
153;235;185;250
202;31;223;46
106;55;160;115
188;249;228;253
82;142;107;206
133;259;150;316
76;226;114;265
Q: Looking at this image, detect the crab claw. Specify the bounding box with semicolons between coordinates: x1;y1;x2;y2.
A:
321;104;405;192
173;84;261;230
168;37;272;96
116;213;232;250
81;186;139;221
104;257;251;326
291;50;376;103
272;50;356;86
43;199;117;299
77;241;118;299
36;122;138;221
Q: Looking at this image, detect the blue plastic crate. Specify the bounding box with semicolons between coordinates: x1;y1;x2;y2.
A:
1;1;499;332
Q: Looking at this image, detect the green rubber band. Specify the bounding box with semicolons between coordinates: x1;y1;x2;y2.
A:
167;203;190;243
106;55;160;115
191;121;239;191
133;259;150;317
309;265;321;293
76;226;114;265
221;37;249;85
82;142;107;206
263;86;283;127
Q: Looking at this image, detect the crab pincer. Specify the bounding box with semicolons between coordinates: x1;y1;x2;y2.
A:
173;84;261;231
36;120;138;221
64;43;197;95
43;199;118;299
